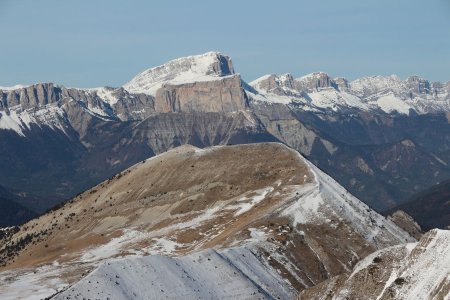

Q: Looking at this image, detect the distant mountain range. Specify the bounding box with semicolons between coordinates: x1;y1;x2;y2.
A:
250;71;450;114
1;52;450;229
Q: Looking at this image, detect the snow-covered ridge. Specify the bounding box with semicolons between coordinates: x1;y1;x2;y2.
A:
250;72;450;115
123;51;236;95
54;247;295;300
282;152;414;247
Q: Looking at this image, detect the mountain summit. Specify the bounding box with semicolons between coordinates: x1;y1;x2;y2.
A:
123;52;235;95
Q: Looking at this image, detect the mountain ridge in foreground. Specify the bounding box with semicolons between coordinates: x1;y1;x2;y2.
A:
0;143;418;299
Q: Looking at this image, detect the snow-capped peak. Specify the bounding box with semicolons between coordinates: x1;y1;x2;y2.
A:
122;52;235;95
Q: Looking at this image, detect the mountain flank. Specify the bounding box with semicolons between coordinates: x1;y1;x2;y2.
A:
0;143;413;299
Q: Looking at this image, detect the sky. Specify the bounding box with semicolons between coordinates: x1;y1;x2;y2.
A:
0;0;449;88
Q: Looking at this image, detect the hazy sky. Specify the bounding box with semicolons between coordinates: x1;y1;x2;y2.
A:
1;0;449;87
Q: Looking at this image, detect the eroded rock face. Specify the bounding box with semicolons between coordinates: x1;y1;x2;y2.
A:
154;75;248;113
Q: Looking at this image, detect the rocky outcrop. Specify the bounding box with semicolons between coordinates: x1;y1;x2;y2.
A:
388;210;422;240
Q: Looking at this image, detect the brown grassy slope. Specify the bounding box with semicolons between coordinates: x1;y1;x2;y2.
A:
0;143;311;269
0;142;395;293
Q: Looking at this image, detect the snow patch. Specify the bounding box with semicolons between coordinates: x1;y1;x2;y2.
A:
0;111;26;136
375;93;412;114
229;187;274;216
80;229;143;262
93;87;120;106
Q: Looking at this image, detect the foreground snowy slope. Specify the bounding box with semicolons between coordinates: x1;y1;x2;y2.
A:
0;143;414;299
54;247;295;300
298;229;450;300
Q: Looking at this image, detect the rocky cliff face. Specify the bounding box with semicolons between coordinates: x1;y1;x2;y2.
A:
154;75;248;113
0;83;61;110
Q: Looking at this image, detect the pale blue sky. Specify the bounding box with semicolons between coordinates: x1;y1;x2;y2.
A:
1;0;449;87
